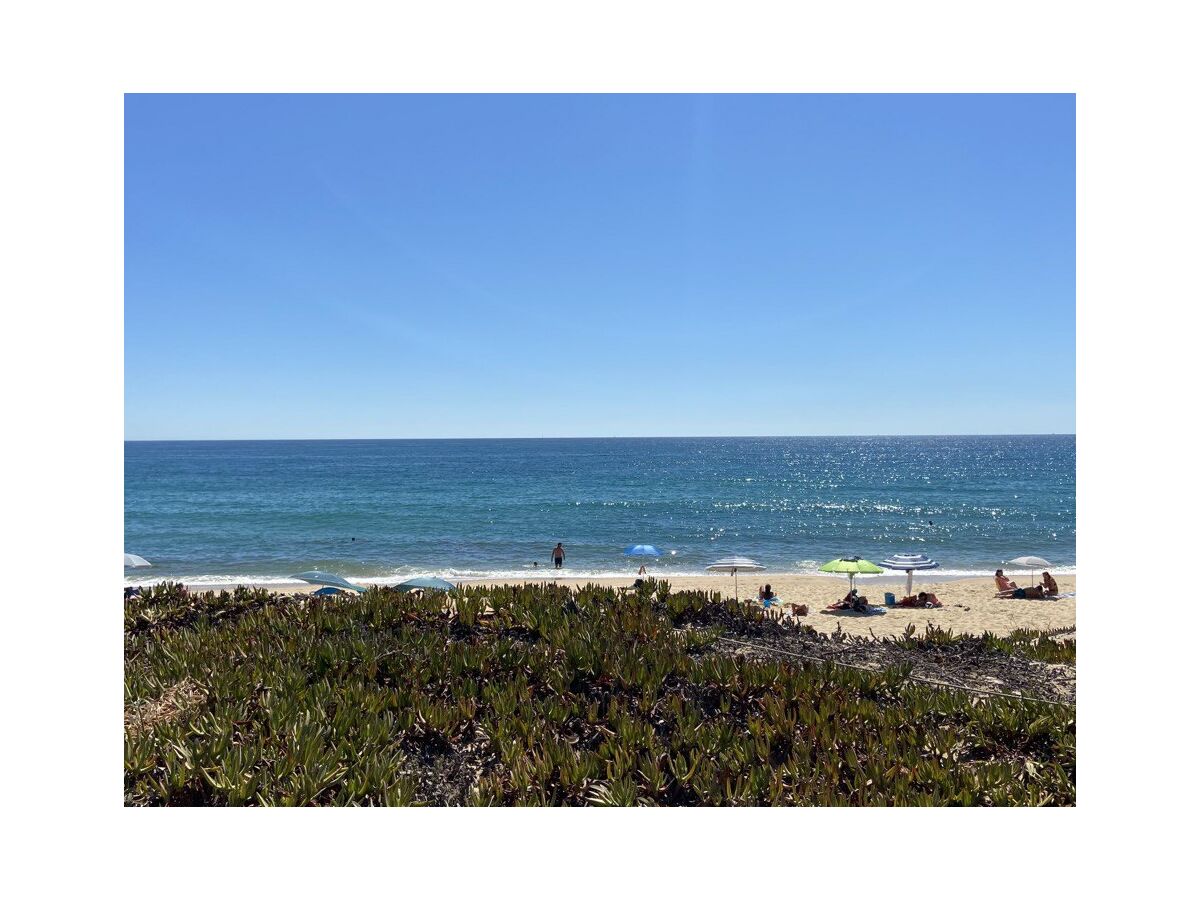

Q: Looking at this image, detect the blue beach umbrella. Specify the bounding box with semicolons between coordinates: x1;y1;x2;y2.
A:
879;553;940;597
624;545;662;574
624;545;662;558
312;586;348;596
391;577;456;592
291;570;367;594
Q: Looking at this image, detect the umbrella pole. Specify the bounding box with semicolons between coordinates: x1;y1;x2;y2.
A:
734;569;739;601
906;569;913;598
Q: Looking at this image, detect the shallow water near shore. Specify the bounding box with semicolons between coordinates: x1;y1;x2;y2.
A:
125;435;1075;585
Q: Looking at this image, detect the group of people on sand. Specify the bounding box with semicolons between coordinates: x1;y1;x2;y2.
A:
894;590;943;608
824;586;942;612
752;583;948;615
994;569;1057;599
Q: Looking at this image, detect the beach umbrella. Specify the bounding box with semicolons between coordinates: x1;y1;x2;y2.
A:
312;586;348;596
624;545;662;557
624;544;662;572
879;553;940;597
391;577;456;592
124;553;151;568
1007;556;1052;586
291;570;367;594
705;556;765;601
819;556;884;590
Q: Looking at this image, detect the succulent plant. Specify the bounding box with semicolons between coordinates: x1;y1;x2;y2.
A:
125;581;1075;806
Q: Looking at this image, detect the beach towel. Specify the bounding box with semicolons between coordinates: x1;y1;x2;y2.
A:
825;601;885;615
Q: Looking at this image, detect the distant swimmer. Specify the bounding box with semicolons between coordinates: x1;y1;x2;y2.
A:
552;543;565;569
928;520;934;526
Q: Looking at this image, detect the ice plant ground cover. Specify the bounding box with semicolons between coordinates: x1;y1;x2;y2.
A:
124;581;1075;806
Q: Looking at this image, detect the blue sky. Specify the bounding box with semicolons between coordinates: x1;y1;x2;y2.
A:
125;94;1074;439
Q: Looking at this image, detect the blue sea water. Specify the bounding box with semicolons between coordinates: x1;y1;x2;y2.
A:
124;436;1075;585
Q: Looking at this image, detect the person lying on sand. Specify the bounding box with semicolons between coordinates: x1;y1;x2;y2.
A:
1042;571;1058;595
898;591;942;608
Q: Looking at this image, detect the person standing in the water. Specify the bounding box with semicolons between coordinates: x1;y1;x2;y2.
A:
552;543;565;569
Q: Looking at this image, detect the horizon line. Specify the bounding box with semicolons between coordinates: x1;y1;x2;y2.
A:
124;432;1077;442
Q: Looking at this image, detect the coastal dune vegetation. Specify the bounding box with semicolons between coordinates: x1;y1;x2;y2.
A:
125;581;1075;806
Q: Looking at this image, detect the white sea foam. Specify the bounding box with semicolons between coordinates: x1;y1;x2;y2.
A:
125;563;1076;588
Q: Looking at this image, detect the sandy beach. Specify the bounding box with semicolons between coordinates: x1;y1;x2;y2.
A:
176;574;1076;639
470;574;1077;639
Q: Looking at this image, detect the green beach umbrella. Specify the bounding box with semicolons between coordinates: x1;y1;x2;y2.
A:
819;556;884;590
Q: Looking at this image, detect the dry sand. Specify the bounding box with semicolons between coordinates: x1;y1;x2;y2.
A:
465;574;1077;639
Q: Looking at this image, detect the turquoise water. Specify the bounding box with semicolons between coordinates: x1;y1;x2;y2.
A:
124;436;1075;585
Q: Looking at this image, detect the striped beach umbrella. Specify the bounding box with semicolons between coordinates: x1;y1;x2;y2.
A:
879;553;940;597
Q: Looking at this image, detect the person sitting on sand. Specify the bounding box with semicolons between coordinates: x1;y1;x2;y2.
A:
828;588;869;612
761;584;779;608
1042;571;1058;595
995;569;1019;594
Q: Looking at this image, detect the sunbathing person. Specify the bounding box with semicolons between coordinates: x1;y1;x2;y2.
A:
995;570;1045;599
828;588;870;612
760;584;779;608
1042;572;1059;595
995;569;1019;595
898;591;943;608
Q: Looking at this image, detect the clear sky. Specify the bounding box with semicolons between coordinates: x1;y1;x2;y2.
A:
125;94;1074;439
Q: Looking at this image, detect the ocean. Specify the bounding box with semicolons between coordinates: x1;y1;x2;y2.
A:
124;436;1075;585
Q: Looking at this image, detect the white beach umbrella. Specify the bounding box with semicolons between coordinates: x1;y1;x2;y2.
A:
879;553;940;598
1007;556;1052;586
705;556;765;601
124;553;152;568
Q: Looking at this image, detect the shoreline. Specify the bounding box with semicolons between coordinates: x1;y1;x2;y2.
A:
126;567;1076;589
